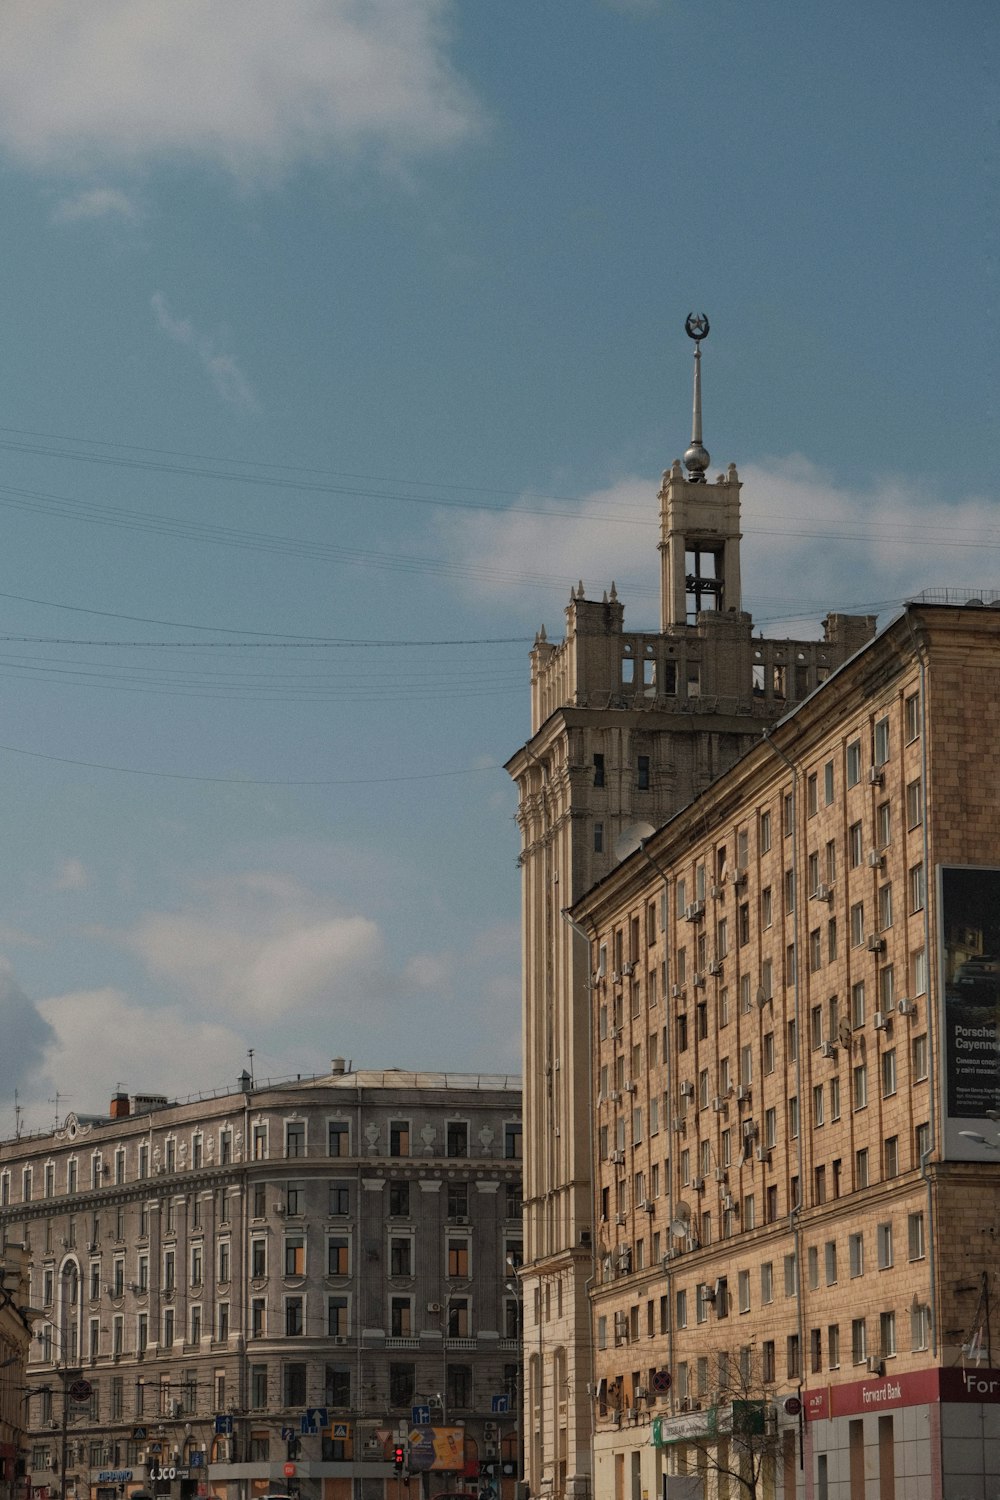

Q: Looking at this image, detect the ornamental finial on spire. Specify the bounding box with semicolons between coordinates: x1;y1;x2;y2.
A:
683;312;710;482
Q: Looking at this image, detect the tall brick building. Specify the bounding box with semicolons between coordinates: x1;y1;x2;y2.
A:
572;597;1000;1499
506;327;877;1500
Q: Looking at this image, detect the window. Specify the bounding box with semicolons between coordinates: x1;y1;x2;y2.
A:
328;1121;350;1156
912;1032;928;1081
881;1051;897;1098
789;1096;799;1139
190;1245;203;1286
390;1297;412;1336
163;1307;175;1346
285;1121;305;1158
761;886;772;928
873;805;890;856
328;1237;349;1276
783;791;794;837
911;1303;930;1351
389;1362;415;1408
760;1262;773;1304
447;1121;468;1158
447;1298;469;1337
760;810;772;852
905;691;920;742
846;739;861;787
787;1334;800;1379
328;1296;348;1337
874;716;890;766
824;759;834;805
909;862;925;913
593;753;605;787
813;1084;824;1128
389;1120;410;1156
447;1238;470;1278
884;1136;899;1178
784;1254;798;1297
852;1318;867;1365
252;1123;267;1160
505;1122;523;1160
849;821;863;868
825;1241;837;1285
912;947;927;996
853;1064;868;1110
880;1311;896;1358
286;1181;304;1216
879;964;895;1014
807;1246;819;1291
251;1299;265;1337
908;1212;926;1261
809;928;822;972
390;1235;412;1276
329;1182;350;1216
593;822;604;853
877;1222;893;1269
855;1148;869;1188
851;981;866;1029
250;1365;268;1408
637;755;650;791
284;1363;307;1405
878;883;893;931
807;773;818;817
738;1269;750;1314
906;777;923;829
850;902;865;948
810;1327;822;1374
828;1324;841;1369
284;1235;305;1277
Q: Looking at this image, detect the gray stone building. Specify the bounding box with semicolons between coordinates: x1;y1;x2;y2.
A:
0;1065;522;1500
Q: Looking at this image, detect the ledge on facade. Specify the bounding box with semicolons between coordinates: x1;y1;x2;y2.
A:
443;1337;477;1351
383;1336;421;1349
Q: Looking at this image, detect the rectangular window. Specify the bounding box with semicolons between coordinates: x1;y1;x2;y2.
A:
446;1121;468;1157
905;691;920;742
328;1121;349;1157
874;716;890;766
880;1311;896;1358
828;1324;840;1369
328;1237;349;1276
593;753;605;787
877;1222;893;1269
850;901;865;948
908;1212;926;1261
853;1064;868;1111
846;739;861;787
851;980;866;1029
849;821;863;868
881;1050;897;1098
824;760;835;805
911;1303;930;1352
852;1318;867;1365
878;883;893;931
910;862;925;913
328;1296;348;1337
906;777;923;829
807;773;818;817
884;1136;899;1178
637;755;650;791
760;810;771;852
825;1241;837;1285
284;1235;305;1277
912;1033;928;1081
505;1122;523;1160
855;1147;869;1188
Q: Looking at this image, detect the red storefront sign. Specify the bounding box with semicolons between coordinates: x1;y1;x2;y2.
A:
802;1366;1000;1421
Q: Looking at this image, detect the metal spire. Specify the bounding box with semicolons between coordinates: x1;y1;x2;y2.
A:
683;312;710;482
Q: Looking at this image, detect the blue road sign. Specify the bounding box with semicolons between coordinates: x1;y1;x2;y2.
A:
491;1396;510;1414
214;1415;233;1436
412;1405;430;1426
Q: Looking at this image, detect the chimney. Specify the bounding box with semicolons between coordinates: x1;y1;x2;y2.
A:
109;1093;130;1119
331;1057;346;1075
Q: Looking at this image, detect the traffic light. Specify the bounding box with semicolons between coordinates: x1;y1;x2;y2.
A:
393;1445;405;1474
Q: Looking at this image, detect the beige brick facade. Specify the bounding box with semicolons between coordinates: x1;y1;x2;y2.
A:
573;602;1000;1500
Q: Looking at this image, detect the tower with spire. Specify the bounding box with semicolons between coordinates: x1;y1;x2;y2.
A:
506;320;877;1500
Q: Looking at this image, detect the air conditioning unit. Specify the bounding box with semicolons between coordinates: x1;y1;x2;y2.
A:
812;883;833;902
86;1241;98;1253
427;1301;442;1313
641;1198;655;1213
625;1407;637;1421
736;1085;751;1103
692;972;706;988
273;1202;286;1214
680;1080;694;1098
453;1215;470;1225
684;901;704;921
730;867;748;887
691;1176;705;1193
866;934;886;953
701;1283;716;1302
609;1026;621;1041
866;1356;885;1375
742;1119;758;1140
333;1335;348;1345
679;1397;692;1413
622;961;636;977
710;883;725;900
672;1117;686;1134
708;960;723;976
897;998;917;1017
624;1081;637;1095
670;984;682;999
756;1145;772;1164
614;1213;626;1226
867;849;885;869
611;1150;626;1165
612;970;621;984
711;1096;725;1113
722;1194;736;1212
713;1167;727;1183
867;767;884;786
634;1386;648;1400
820;1039;838;1059
609;1090;621;1103
873;1011;889;1031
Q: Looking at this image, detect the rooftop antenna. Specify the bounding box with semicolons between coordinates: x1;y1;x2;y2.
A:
13;1088;21;1141
683;312;711;482
247;1048;256;1088
47;1091;71;1129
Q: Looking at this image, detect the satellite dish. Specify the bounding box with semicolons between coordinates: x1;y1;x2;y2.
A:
670;1220;689;1239
755;986;768;1010
613;821;657;864
838;1019;852;1048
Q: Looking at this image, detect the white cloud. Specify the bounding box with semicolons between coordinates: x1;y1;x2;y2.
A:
0;960;54;1096
112;870;382;1021
438;458;1000;636
0;1;478;180
51;185;141;223
53;856;90;892
29;986;244;1125
152;292;257;411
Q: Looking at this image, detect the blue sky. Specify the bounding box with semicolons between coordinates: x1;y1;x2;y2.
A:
0;0;993;1131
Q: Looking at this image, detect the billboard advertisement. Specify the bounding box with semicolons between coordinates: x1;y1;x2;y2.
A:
940;865;1000;1158
406;1426;466;1471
